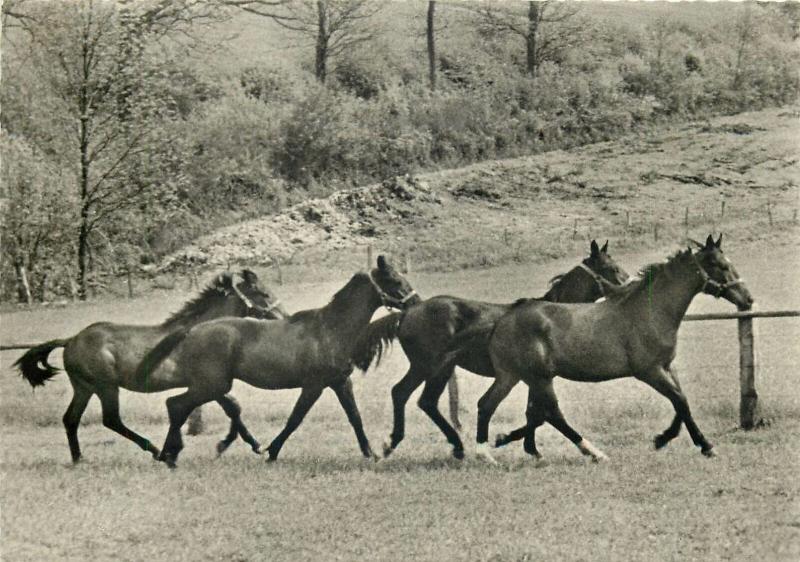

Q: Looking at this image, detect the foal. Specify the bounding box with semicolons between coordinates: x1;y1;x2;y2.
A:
466;235;753;463
135;256;420;467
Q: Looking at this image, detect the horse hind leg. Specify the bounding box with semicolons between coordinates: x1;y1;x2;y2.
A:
159;389;219;468
215;394;262;457
96;385;161;460
475;372;519;464
63;379;94;463
417;374;465;459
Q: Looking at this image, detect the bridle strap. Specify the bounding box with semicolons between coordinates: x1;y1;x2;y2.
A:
689;252;744;299
577;262;610;296
367;271;416;310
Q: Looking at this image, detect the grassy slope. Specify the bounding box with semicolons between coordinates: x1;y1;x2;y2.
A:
156;106;799;289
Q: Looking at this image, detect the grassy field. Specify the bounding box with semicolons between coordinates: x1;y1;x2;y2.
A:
2;242;799;561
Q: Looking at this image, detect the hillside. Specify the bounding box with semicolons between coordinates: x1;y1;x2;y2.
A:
159;106;799;276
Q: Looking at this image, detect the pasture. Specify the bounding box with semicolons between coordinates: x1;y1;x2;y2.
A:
2;243;799;561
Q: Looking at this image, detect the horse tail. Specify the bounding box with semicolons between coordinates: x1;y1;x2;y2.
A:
134;327;191;387
353;312;404;372
14;339;69;388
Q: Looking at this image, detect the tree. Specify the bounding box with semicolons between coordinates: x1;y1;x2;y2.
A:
474;0;584;78
3;0;214;299
0;134;73;303
427;1;436;90
224;0;381;82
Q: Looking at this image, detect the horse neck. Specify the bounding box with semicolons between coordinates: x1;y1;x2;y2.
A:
628;257;703;327
322;274;382;342
542;266;601;303
161;295;242;331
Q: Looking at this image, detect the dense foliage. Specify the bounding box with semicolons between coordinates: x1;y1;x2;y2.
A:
2;0;798;301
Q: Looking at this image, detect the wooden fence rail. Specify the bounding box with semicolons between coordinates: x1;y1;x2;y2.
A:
683;309;800;430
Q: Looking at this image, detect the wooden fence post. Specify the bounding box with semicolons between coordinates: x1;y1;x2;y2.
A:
737;317;759;429
366;245;373;269
126;262;134;299
274;258;283;286
720;200;726;220
767;201;773;226
186;407;204;436
653;222;659;242
572;219;578;240
684;207;689;236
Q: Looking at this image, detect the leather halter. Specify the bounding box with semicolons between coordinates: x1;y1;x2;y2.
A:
367;271;417;310
689;252;745;299
230;282;283;317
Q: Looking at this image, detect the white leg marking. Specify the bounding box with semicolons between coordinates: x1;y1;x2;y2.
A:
578;439;609;462
475;442;499;465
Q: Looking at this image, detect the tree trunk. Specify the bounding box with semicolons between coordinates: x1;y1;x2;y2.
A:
427;1;436;90
526;1;539;77
14;262;33;304
315;0;328;83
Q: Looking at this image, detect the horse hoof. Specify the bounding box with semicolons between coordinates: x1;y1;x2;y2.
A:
702;447;716;458
475;442;498;465
216;441;229;458
382;440;395;458
653;436;668;450
452;448;465;460
255;445;268;455
592;453;610;463
251;443;263;455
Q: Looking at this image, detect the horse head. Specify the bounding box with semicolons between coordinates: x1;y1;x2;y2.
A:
217;269;288;319
689;234;754;311
368;255;421;310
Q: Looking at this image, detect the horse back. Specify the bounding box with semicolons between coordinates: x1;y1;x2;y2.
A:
63;322;168;387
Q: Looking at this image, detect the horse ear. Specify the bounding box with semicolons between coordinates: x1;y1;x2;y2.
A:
705;234;715;248
601;240;609;253
715;233;723;248
240;269;258;286
216;271;234;288
590;240;600;257
377;255;390;271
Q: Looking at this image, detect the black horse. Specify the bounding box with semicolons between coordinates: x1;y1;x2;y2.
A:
354;241;630;459
14;270;286;462
134;256;420;468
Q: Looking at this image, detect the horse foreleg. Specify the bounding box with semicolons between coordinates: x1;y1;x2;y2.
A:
475;373;518;464
263;386;323;462
63;379;93;463
216;394;261;456
418;374;465;459
384;367;425;457
96;385;161;460
638;366;713;456
332;378;377;461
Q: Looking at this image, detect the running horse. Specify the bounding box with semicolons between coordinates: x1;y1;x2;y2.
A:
456;235;753;463
353;240;630;459
14;270;287;463
134;256;420;468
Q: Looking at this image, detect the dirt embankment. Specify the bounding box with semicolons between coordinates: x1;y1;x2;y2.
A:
159;107;799;275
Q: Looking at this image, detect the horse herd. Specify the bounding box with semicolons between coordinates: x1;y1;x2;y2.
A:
15;235;753;468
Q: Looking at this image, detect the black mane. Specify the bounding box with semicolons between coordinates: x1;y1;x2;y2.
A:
161;276;230;329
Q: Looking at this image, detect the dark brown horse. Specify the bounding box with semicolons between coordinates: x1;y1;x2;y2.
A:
354;241;630;460
459;235;753;464
134;256;420;468
14;270;287;463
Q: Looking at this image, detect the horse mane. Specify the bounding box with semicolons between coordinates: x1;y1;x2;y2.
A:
604;249;692;303
547;273;565;287
161;275;230;329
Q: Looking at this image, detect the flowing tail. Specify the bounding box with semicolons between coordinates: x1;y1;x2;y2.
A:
353;312;404;372
14;339;69;388
134;327;191;388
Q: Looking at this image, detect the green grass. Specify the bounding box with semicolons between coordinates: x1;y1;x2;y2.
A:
2;244;799;560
